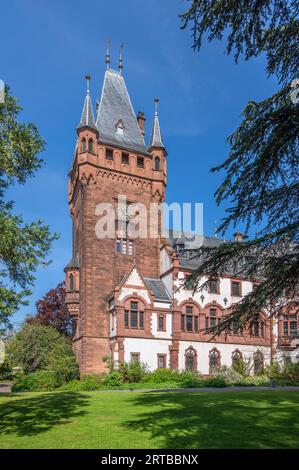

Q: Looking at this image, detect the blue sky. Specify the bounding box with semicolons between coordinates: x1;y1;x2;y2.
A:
1;0;277;327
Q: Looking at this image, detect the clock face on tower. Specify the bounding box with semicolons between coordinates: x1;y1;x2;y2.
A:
118;205;133;221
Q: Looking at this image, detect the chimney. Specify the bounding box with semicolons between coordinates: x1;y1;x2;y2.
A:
137;111;145;137
233;232;244;242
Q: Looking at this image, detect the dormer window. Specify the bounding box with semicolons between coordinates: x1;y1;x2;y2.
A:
116;119;125;135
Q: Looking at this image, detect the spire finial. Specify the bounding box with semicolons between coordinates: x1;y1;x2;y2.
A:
118;43;124;74
154;97;159;116
105;39;111;69
85;75;90;94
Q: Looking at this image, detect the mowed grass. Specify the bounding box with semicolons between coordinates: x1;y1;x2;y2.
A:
0;390;298;449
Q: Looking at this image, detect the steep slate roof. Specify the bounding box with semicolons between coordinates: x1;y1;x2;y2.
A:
77;87;96;130
65;252;80;269
144;278;171;302
167;232;226;271
167;232;225;250
96;69;147;154
148;109;165;150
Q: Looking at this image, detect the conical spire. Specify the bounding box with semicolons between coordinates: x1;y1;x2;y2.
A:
77;75;96;130
96;68;146;153
148;98;165;150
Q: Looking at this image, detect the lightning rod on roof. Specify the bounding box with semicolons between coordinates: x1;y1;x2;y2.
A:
105;39;111;68
119;43;124;74
154;97;159;116
85;75;90;94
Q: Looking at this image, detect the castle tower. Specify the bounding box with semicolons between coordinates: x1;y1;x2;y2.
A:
65;64;167;374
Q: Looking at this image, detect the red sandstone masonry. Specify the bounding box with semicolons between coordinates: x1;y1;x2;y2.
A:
67;128;167;374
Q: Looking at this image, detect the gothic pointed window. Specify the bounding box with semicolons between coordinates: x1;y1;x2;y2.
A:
69;273;74;291
154;156;160;170
81;138;86;152
185;347;197;370
209;348;220;372
232;350;243;369
88;138;94;153
253;351;264;375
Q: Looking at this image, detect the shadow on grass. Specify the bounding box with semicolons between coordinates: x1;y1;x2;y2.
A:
123;391;299;449
0;392;89;437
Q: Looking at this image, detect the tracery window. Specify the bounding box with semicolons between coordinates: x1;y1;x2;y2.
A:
209;348;220;372
185;347;197;370
253;351;264;375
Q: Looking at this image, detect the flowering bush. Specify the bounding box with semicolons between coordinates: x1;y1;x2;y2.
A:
212;366;243;383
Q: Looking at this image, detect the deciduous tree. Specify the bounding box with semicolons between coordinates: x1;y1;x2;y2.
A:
0;87;57;332
27;282;74;337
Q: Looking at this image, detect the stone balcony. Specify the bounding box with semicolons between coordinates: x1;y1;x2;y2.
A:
66;290;80;304
65;290;80;318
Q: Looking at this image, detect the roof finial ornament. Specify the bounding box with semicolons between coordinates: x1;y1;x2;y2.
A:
85;75;90;94
118;43;124;74
105;39;111;69
154;97;159;116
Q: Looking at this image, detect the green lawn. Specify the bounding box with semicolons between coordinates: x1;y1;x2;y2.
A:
0;390;298;449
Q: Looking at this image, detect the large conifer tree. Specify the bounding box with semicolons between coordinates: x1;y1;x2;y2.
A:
180;1;299;332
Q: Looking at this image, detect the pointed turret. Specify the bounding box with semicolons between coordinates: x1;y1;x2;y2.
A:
77;75;96;130
148;98;165;151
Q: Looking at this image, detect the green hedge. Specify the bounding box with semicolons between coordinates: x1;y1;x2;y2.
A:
11;362;299;392
12;370;61;392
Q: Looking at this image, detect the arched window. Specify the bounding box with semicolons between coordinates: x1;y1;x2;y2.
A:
205;307;220;331
69;273;74;291
250;318;266;338
253;351;264;375
124;299;145;330
185;347;197;370
88;138;94;153
232;350;243;369
154;156;160;170
181;304;199;332
209;348;220;372
81;138;86;152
